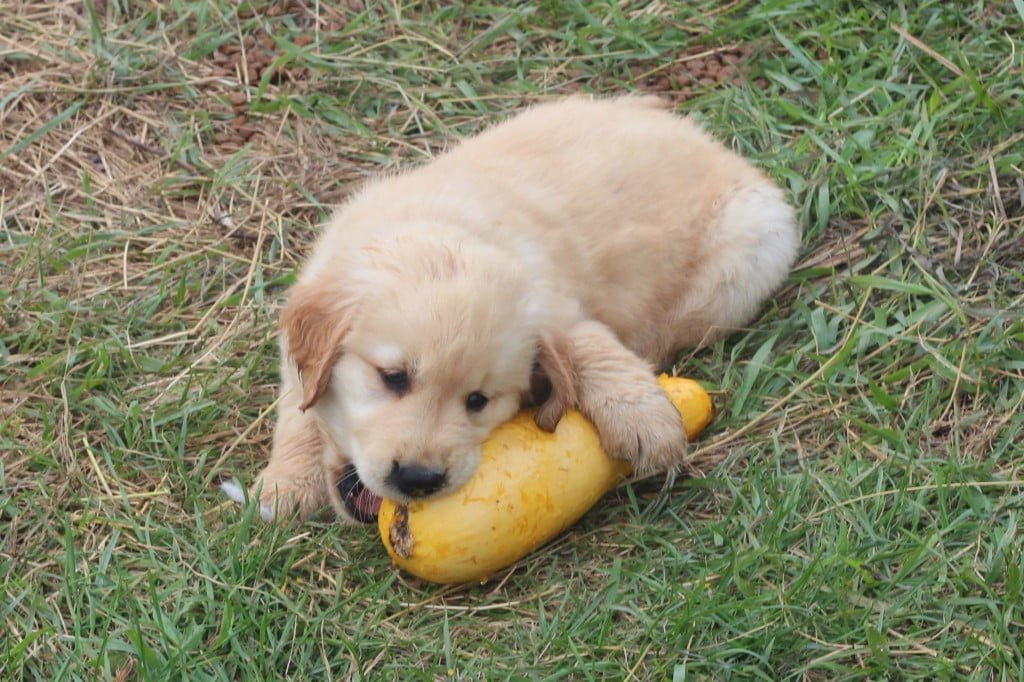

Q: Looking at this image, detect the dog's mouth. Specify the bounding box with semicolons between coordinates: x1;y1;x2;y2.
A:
337;464;382;524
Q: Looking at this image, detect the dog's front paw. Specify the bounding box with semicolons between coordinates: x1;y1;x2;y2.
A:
220;478;276;522
260;468;329;521
589;386;687;475
222;467;327;522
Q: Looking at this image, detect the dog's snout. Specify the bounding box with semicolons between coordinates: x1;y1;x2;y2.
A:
387;461;447;498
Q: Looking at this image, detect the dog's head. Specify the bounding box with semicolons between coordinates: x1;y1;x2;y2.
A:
280;231;575;522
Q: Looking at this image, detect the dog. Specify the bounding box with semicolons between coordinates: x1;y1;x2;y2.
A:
227;95;799;524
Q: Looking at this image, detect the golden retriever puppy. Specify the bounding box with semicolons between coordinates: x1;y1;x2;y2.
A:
232;95;799;523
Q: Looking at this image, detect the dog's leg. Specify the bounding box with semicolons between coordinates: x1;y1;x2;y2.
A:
567;320;687;475
250;364;330;521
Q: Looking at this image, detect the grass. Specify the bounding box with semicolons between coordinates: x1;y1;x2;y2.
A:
1;0;1022;678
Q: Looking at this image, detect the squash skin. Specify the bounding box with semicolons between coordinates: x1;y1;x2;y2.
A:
378;375;713;584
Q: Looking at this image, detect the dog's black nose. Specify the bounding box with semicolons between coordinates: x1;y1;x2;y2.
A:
387;462;447;498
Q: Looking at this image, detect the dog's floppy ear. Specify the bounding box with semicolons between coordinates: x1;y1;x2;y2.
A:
533;329;578;433
279;277;358;411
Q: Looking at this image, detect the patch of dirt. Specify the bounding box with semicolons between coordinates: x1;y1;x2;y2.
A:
206;30;314;147
632;44;770;103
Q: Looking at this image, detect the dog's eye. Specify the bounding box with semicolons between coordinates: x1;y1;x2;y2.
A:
465;391;489;413
379;368;410;395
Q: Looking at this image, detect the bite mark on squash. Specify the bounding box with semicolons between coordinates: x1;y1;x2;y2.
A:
389;505;414;559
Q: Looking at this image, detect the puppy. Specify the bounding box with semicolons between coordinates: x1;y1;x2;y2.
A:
243;95;799;523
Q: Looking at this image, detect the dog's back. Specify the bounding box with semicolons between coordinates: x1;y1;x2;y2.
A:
428;96;799;361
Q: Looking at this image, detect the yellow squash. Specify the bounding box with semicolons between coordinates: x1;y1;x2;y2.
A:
378;375;714;584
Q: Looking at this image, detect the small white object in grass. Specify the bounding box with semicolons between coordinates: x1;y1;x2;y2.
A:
220;479;246;504
219;479;275;521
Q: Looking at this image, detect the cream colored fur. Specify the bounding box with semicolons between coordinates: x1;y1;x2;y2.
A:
248;95;799;522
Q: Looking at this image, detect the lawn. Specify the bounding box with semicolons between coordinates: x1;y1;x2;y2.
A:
2;0;1022;679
